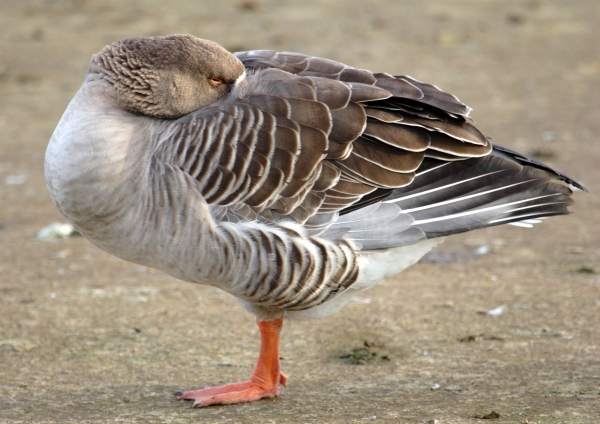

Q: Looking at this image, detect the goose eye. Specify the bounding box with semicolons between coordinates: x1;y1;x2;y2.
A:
209;77;223;86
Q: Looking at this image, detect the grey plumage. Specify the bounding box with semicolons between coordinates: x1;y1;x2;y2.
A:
45;35;583;322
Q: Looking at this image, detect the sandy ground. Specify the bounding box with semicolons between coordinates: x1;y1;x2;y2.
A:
1;1;599;423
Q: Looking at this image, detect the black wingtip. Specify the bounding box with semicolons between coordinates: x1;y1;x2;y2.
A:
491;143;588;192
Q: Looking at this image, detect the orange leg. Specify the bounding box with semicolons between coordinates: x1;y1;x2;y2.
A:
176;318;287;407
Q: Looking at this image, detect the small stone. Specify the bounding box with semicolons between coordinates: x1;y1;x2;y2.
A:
473;245;492;256
4;174;26;185
486;305;506;316
36;222;79;241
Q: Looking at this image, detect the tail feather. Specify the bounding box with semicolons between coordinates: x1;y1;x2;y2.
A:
328;146;578;248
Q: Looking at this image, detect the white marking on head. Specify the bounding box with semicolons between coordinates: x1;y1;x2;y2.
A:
235;70;247;87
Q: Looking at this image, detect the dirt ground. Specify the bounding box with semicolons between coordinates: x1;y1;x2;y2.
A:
1;0;599;423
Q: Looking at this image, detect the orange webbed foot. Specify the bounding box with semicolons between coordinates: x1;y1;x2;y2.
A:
176;380;280;407
176;318;286;407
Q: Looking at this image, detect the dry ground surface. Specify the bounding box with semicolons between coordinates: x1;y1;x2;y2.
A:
1;1;599;423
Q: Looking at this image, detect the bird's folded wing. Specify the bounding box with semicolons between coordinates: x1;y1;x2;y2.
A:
147;50;579;310
155;51;495;228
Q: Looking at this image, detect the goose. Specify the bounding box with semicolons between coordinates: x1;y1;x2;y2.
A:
44;34;584;407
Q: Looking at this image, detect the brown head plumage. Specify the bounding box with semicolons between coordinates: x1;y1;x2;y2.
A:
89;34;245;119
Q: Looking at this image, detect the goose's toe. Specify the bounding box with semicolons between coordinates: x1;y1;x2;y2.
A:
178;381;280;407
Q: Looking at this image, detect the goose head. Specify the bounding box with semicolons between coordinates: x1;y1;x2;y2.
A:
89;34;245;119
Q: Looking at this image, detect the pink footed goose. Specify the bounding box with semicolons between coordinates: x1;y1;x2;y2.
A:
45;35;584;407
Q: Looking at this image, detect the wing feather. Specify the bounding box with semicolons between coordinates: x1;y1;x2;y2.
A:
152;48;578;256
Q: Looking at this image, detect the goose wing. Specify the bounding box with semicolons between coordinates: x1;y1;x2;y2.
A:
155;50;499;226
149;50;579;310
